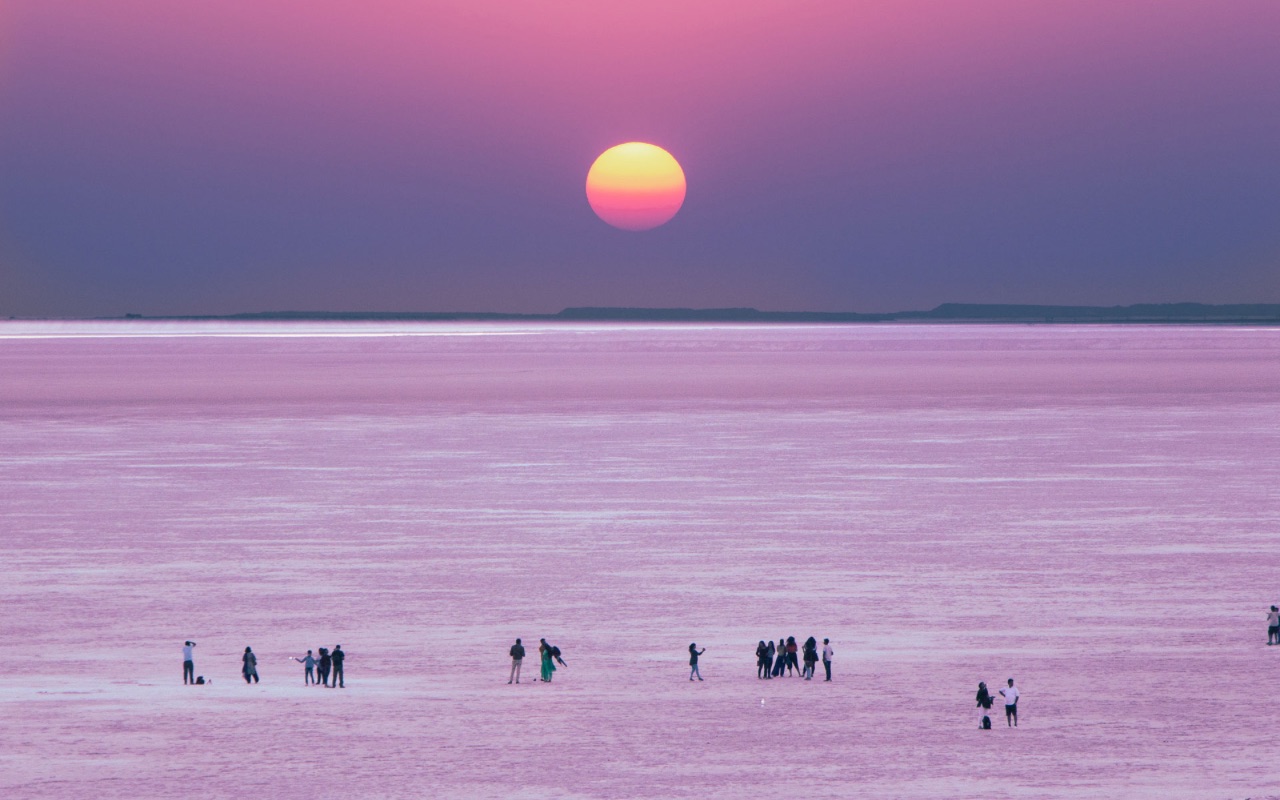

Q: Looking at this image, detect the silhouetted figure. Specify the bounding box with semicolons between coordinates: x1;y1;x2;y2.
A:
242;647;259;684
999;678;1019;726
317;647;331;687
539;639;556;682
1268;606;1279;645
293;650;317;685
821;638;833;681
688;643;705;681
785;636;799;676
330;645;345;688
756;641;770;679
802;637;818;680
976;682;994;729
509;638;525;684
772;638;786;677
183;641;196;685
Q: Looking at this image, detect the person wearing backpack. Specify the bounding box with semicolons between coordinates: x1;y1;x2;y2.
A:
508;638;526;684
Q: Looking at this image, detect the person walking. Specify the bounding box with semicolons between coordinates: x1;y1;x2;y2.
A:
317;647;331;687
976;681;994;729
756;641;770;679
293;650;317;685
772;638;787;678
802;637;818;680
999;678;1020;726
242;647;259;684
821;638;833;681
688;643;705;681
330;645;345;688
1268;606;1279;645
183;641;196;685
509;638;526;684
539;638;556;682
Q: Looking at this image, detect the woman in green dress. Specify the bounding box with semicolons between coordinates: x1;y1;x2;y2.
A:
539;638;556;682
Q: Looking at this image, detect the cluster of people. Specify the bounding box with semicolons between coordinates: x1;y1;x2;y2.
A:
508;638;566;683
292;646;346;687
975;678;1020;728
180;641;348;687
755;637;833;681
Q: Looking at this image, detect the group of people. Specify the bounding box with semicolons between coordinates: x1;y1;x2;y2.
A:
507;638;566;683
975;678;1020;728
756;637;833;681
180;641;348;687
292;646;346;687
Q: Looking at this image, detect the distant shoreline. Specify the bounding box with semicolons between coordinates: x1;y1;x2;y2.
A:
6;302;1280;325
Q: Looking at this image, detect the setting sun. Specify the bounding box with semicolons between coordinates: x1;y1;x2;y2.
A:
585;142;686;231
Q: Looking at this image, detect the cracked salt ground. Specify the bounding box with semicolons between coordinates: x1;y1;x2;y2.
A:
1;322;1279;797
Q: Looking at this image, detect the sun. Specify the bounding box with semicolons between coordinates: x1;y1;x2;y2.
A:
585;142;686;231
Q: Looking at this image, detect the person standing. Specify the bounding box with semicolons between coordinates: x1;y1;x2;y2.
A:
330;645;345;688
293;650;317;685
764;639;776;679
772;638;787;678
688;643;705;681
756;641;769;679
242;647;259;684
509;638;526;684
317;647;331;687
821;638;833;682
785;637;799;676
999;678;1019;726
976;682;994;729
183;641;196;685
539;638;556;682
1268;606;1279;645
802;637;818;679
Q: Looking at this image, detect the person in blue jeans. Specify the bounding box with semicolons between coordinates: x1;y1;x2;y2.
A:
688;643;705;681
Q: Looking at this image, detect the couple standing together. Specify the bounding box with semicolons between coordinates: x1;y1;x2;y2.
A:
508;638;566;683
975;678;1020;728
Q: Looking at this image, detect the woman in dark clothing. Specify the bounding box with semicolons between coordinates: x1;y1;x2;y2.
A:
975;682;994;729
317;647;331;688
756;641;770;679
688;643;705;681
242;646;259;684
802;637;818;680
785;637;799;676
772;638;787;677
765;640;776;679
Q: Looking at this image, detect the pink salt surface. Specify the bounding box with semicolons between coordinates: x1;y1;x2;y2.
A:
1;322;1278;799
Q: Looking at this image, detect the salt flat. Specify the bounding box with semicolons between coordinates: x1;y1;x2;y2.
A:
1;323;1278;798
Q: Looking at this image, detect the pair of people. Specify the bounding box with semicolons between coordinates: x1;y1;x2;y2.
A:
291;646;345;687
976;678;1020;728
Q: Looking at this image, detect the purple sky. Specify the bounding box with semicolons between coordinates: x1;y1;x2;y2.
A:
1;1;1277;316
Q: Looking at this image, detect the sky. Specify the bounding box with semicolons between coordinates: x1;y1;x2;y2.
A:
1;0;1278;316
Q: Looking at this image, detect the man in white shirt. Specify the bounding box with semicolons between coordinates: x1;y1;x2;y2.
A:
182;641;196;685
999;678;1020;727
821;639;833;681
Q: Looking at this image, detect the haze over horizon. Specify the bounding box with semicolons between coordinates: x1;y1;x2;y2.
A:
2;1;1278;317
